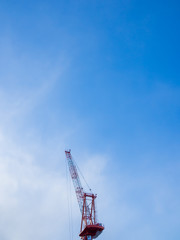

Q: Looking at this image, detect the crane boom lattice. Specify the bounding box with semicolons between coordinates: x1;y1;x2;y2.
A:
65;150;84;213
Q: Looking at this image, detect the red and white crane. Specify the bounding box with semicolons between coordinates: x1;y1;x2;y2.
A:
65;150;104;240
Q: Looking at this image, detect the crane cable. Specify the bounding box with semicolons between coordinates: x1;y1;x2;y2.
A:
65;158;73;240
73;158;92;193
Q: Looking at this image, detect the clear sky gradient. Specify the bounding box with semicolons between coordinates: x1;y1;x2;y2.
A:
0;1;179;240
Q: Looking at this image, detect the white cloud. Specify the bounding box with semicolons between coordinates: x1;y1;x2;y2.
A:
0;41;71;239
0;127;70;240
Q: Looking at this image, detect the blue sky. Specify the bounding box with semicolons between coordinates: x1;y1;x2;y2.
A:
0;0;179;240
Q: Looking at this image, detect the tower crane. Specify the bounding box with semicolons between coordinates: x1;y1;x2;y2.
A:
65;150;104;240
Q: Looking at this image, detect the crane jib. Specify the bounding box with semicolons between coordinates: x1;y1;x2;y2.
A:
65;150;84;213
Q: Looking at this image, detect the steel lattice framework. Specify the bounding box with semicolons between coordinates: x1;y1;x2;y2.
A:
65;150;104;240
65;150;84;213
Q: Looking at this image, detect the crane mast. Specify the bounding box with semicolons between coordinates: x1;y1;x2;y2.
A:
65;150;104;240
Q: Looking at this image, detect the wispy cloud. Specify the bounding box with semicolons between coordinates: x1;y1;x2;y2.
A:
0;127;68;240
0;38;72;239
